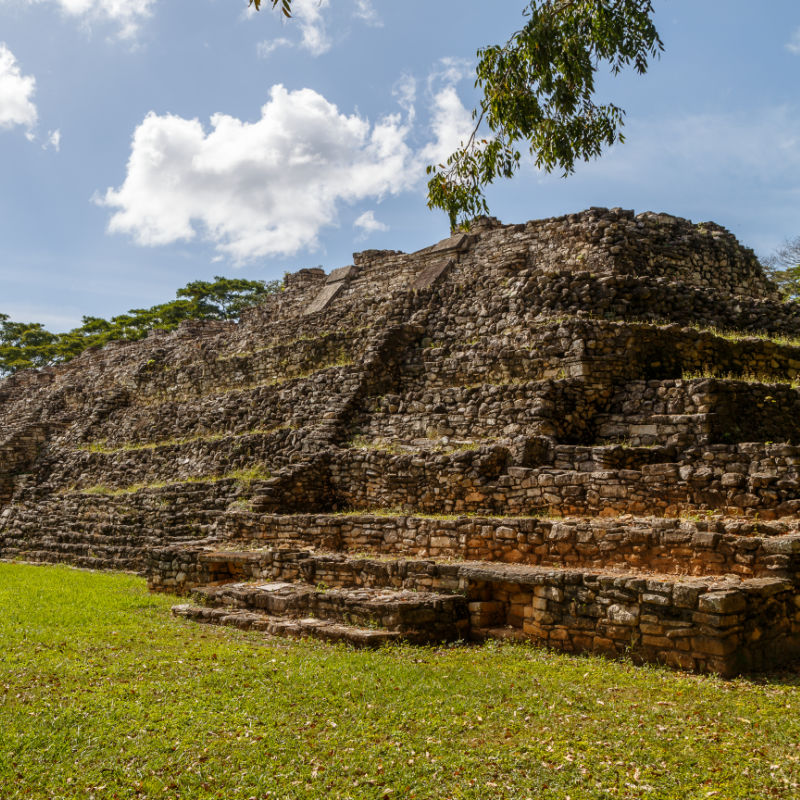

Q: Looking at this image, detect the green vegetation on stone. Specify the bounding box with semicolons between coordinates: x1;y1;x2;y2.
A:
2;563;800;799
681;370;800;388
74;465;272;497
78;426;291;455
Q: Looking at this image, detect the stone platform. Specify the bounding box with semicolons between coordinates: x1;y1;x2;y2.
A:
3;208;800;674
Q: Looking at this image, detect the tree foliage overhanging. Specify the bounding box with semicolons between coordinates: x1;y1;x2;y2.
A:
0;276;280;376
251;0;663;229
763;237;800;301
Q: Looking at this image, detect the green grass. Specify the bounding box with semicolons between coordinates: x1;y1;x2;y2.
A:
681;370;800;388
604;318;800;349
687;325;800;349
530;316;800;350
78;427;291;455
75;465;272;497
2;563;800;799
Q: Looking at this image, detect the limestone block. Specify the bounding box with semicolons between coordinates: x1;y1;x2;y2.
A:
697;590;747;614
304;281;345;315
326;265;358;284
606;603;639;626
411;258;454;291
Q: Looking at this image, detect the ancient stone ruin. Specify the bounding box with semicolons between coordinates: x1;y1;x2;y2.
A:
3;207;800;675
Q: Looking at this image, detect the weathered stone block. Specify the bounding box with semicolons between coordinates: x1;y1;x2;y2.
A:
698;591;747;615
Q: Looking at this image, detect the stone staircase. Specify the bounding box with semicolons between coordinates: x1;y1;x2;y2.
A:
174;578;468;646
4;207;800;674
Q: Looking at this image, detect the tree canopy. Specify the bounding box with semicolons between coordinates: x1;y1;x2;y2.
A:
251;0;663;228
0;276;280;376
764;237;800;301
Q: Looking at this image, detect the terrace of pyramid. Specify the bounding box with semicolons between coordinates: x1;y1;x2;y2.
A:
3;207;800;676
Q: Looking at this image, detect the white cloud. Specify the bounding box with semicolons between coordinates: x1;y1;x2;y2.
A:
19;0;155;39
100;85;417;261
421;58;475;166
787;27;800;55
428;56;473;88
296;0;330;54
421;84;474;166
354;210;388;233
392;74;416;122
354;0;381;27
0;43;37;132
257;0;331;57
257;36;292;57
100;63;475;262
46;128;60;151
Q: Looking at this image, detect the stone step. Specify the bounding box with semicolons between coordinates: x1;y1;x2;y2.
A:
134;329;360;401
42;429;294;493
0;516;219;572
171;604;405;647
66;368;358;457
401;322;800;389
213;512;800;579
149;545;462;594
188;580;468;642
156;547;800;675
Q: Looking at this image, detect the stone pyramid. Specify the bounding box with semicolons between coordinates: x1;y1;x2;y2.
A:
3;207;800;675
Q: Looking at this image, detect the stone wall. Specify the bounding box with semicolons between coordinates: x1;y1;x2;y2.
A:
148;543;800;677
203;512;800;579
324;442;800;519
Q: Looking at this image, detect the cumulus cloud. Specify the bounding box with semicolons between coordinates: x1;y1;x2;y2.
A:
18;0;155;39
354;210;388;233
100;62;474;262
295;0;330;54
354;0;381;27
0;43;37;132
100;85;418;260
257;0;331;57
787;27;800;55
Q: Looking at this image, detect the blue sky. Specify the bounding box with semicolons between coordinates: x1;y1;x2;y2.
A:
0;0;798;330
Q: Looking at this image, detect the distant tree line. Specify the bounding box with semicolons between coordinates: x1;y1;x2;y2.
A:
0;276;280;376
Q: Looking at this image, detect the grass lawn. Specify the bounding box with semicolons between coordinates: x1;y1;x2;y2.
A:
1;563;799;799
